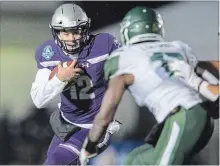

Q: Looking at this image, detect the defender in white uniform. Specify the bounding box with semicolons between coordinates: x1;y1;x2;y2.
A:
80;7;219;165
105;42;204;123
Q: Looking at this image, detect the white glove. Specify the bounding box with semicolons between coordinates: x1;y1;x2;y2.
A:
97;120;121;149
168;60;219;101
107;119;121;134
80;120;122;165
167;60;202;90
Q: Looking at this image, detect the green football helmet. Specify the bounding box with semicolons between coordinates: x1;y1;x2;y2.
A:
120;6;165;45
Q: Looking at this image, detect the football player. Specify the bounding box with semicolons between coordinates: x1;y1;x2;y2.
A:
30;3;120;165
80;7;219;165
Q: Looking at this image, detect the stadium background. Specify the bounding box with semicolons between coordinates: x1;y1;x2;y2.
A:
0;1;219;164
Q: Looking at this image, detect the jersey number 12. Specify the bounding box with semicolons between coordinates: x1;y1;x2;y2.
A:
70;75;95;100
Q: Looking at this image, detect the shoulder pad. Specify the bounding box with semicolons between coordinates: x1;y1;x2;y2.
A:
93;33;121;54
35;40;60;69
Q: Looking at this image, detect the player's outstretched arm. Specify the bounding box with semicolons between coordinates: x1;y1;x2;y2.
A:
80;75;127;164
89;75;126;143
196;65;219;85
178;41;219;84
168;61;219;101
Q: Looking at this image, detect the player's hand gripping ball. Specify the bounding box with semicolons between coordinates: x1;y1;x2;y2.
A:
48;61;80;81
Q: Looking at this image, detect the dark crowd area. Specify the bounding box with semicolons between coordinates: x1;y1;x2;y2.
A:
0;108;53;164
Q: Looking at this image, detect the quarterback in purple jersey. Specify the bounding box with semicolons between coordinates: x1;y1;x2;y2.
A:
30;3;120;165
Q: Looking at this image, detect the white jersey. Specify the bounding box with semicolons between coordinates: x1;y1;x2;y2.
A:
104;41;202;123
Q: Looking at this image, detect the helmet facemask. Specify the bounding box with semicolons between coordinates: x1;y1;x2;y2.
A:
51;21;90;55
50;3;91;55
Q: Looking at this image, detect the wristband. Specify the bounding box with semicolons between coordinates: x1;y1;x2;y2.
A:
83;137;98;154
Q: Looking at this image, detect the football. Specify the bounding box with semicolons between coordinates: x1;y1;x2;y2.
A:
48;61;77;80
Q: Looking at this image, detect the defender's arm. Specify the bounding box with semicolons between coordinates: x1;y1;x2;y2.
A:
82;74;133;154
85;75;126;150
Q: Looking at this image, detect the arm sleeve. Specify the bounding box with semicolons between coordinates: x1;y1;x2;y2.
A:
30;44;67;108
30;68;67;108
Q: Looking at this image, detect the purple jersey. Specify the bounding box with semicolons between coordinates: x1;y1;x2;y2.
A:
35;33;120;124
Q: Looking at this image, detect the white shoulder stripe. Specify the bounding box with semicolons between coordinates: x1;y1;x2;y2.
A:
87;53;109;64
40;61;61;67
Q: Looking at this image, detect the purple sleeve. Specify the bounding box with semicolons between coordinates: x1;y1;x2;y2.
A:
34;42;57;71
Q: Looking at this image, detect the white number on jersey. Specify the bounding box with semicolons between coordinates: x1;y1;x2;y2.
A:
151;52;184;78
70;75;95;100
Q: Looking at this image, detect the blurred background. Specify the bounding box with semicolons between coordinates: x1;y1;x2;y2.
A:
0;1;219;165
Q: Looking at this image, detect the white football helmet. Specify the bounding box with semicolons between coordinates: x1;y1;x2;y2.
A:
50;3;91;55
